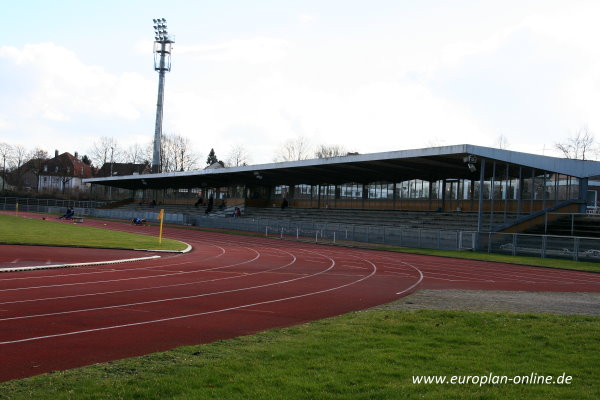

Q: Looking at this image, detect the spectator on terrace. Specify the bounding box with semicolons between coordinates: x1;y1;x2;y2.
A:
205;197;214;215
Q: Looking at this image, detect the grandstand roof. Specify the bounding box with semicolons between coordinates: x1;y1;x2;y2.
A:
83;144;600;190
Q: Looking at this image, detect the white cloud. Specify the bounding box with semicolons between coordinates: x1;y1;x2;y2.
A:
0;43;153;122
162;69;490;164
5;3;600;165
177;37;290;64
422;4;600;155
298;14;318;24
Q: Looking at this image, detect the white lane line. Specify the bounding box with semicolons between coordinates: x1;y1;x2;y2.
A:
395;261;424;295
419;267;600;285
0;247;262;293
383;271;417;278
0;256;162;273
0;246;295;306
0;250;304;322
0;249;358;345
2;246;361;322
0;245;226;281
373;254;600;284
1;229;417;341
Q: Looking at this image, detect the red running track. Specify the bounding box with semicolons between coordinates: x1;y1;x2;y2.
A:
0;213;599;382
0;245;164;270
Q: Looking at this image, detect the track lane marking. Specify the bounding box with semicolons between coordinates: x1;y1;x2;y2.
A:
0;247;296;306
0;247;262;292
0;245;227;282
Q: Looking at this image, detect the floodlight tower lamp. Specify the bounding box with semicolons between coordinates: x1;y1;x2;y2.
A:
151;18;174;174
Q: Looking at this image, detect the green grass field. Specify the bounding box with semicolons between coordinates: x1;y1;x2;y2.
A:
0;310;597;399
0;214;187;251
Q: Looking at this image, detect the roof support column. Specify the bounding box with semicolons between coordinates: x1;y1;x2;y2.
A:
470;178;474;211
441;179;446;211
457;178;461;211
579;177;589;213
334;184;339;208
503;163;509;223
361;184;366;209
477;158;486;234
428;181;433;211
490;160;496;229
530;168;535;213
317;185;322;209
542;170;547;211
517;167;523;215
554;174;558;204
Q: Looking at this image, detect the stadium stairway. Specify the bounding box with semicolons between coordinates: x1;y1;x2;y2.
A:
524;215;600;238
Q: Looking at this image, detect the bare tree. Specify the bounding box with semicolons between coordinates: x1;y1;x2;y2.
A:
10;145;27;169
158;135;174;172
315;144;347;159
555;126;596;160
172;135;199;171
8;144;28;190
89;137;122;168
426;137;446;147
225;144;251;167
0;142;12;191
495;134;510;150
56;155;73;194
124;143;147;165
275;135;313;162
27;148;49;191
150;134;200;173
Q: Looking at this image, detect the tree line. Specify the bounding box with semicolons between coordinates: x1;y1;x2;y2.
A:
1;126;597;189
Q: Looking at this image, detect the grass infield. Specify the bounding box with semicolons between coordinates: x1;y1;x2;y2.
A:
0;310;597;399
0;214;187;251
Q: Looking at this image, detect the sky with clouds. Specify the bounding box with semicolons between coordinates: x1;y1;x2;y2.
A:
2;0;600;165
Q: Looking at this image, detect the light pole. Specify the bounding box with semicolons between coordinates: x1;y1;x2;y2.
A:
152;18;174;174
109;146;114;199
1;155;5;192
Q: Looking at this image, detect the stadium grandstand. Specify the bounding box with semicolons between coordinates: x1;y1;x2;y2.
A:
80;144;600;259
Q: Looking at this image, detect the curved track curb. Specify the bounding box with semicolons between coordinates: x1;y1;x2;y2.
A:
134;243;193;254
0;255;161;273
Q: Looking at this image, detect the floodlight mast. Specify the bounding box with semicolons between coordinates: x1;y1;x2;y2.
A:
151;18;174;173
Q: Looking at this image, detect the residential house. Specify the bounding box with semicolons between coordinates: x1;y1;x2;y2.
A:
37;151;94;193
95;162;151;178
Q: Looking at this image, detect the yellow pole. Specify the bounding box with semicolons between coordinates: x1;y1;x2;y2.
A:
158;208;164;244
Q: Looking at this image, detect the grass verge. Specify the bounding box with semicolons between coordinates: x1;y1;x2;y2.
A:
0;310;597;399
0;214;187;251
